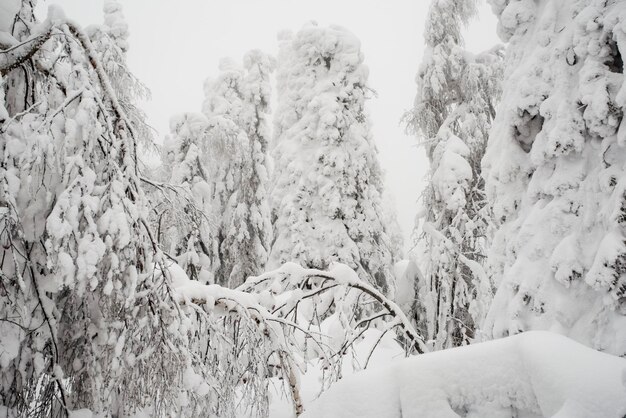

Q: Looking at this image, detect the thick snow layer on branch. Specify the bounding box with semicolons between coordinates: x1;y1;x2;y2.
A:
431;133;473;212
302;331;626;418
167;261;260;310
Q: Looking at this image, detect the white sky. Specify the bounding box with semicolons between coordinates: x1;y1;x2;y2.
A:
37;0;499;254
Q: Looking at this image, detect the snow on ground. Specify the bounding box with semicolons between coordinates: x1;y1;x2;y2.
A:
300;331;626;418
265;328;406;418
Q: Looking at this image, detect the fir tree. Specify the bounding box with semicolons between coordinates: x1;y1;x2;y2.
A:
159;112;214;283
270;24;397;293
483;0;626;356
201;54;274;287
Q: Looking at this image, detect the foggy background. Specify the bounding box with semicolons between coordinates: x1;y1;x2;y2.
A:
36;0;500;254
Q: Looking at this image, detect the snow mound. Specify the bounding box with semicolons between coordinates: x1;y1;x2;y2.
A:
302;331;626;418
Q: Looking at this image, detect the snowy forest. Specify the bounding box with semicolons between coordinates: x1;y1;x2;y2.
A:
1;0;626;417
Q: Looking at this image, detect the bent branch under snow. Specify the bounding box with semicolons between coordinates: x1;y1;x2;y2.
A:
239;262;427;354
0;6;138;166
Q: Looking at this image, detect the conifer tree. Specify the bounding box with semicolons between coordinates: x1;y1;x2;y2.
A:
159;112;215;283
201;53;274;287
159;54;274;288
270;23;397;293
483;0;626;356
219;51;274;288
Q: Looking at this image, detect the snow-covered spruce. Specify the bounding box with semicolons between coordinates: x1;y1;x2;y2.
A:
270;23;397;294
202;52;275;288
156;52;274;289
157;112;216;283
405;0;503;349
301;331;626;418
483;0;626;355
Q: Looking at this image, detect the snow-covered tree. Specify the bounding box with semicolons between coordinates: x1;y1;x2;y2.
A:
382;190;405;262
270;24;397;293
101;0;129;53
200;53;274;288
217;51;274;288
405;0;503;349
156;112;215;283
0;3;194;415
483;0;626;356
157;108;247;287
156;53;273;289
86;0;152;148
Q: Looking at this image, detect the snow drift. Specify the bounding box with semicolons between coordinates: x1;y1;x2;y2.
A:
302;331;626;418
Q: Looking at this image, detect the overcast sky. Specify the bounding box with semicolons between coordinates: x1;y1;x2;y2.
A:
36;0;500;254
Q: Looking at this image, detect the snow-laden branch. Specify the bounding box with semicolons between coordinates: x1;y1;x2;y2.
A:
0;25;55;75
239;262;427;354
171;261;427;356
422;220;488;283
164;260;428;416
161;262;306;415
0;6;138;156
0;6;70;74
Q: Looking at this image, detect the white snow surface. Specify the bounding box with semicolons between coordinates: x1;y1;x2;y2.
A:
265;327;406;418
301;331;626;418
